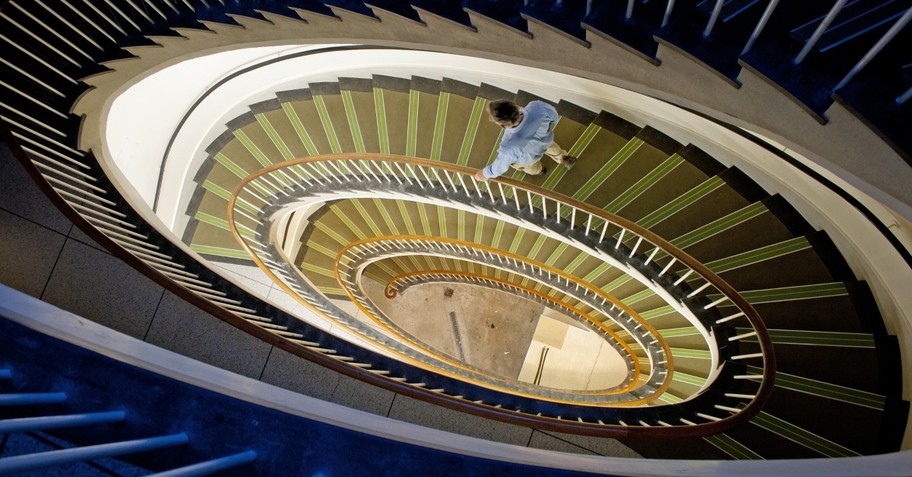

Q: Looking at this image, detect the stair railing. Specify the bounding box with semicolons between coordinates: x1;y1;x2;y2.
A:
227;153;776;434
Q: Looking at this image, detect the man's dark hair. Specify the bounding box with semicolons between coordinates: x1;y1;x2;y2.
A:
488;100;521;125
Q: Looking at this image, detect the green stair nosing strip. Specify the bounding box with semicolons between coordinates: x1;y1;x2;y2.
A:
256;113;295;161
528;234;549;262
543;242;570;267
639;305;676;319
430;92;449;160
669;348;711;359
406;89;419;156
710;282;848;304
417;203;432;235
373;88;391;154
751;412;861;457
603;154;684;214
313;95;343;154
352;200;383;235
491;220;507;250
305;240;341;260
572;137;644;202
314;221;351;246
200;181;258;217
508;227;527;254
567;121;601;157
601;274;632;293
737;327;875;348
456;97;486;166
563;252;589;275
704;434;764;460
473;214;485;244
374;198;401;234
233;130;273;168
637;176;726;229
331;205;368;239
213;152;250;179
457;210;466;241
341;91;366;153
673;371;708;386
704;236;812;274
396;201;417;235
282;102;320;156
437;206;448;237
656;393;684;404
660;326;702;338
671;201;769;250
621;288;654;305
300;262;336;278
745;365;886;410
194;211;255;239
581;261;613;283
189;244;250;260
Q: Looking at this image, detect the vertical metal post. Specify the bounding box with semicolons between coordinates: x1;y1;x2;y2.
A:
795;0;848;64
897;85;912;105
662;0;677;27
704;0;725;37
0;434;189;474
147;450;257;477
0;411;126;434
742;0;781;55
834;7;912;90
0;392;67;406
626;0;635;19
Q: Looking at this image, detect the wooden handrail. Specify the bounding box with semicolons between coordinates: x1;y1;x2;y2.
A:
227;153;775;426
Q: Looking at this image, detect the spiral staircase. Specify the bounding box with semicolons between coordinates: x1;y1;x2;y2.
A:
1;0;911;473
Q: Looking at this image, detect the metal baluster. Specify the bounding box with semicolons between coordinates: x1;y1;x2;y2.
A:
742;0;781;55
795;0;848;64
662;0;677;27
834;7;912;90
704;0;725;37
0;434;189;474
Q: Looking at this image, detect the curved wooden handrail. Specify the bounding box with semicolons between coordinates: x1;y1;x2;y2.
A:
227;153;775;424
333;235;666;400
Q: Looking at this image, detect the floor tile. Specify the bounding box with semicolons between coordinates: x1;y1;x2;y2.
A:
387;394;532;446
42;239;164;339
0;144;73;234
532;429;642;457
0;209;66;298
145;291;273;379
329;373;396;416
259;346;340;401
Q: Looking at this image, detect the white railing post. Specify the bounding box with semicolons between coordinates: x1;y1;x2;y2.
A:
704;0;725;37
795;0;848;64
742;0;781;55
834;7;912;90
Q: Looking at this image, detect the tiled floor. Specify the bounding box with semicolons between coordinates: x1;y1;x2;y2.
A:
0;142;641;458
